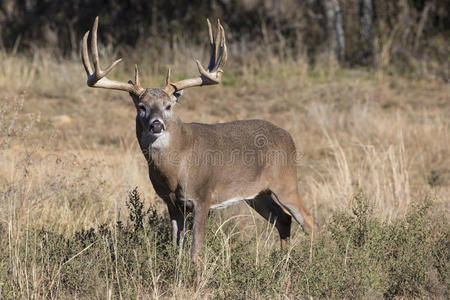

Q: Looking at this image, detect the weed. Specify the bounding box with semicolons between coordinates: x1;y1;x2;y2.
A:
1;191;447;298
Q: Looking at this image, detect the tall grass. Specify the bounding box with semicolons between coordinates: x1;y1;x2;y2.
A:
0;48;449;298
1;189;447;298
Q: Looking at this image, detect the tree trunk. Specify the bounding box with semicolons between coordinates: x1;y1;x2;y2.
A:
334;0;345;61
359;0;374;66
321;0;345;62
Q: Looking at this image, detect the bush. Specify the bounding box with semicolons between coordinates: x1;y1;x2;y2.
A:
0;190;448;298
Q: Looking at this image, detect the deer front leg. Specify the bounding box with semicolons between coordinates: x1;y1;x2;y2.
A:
169;207;184;246
191;201;209;267
167;200;185;247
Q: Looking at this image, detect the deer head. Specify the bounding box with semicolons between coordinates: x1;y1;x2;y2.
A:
82;17;226;139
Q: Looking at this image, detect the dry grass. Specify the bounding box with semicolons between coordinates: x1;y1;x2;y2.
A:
0;49;448;298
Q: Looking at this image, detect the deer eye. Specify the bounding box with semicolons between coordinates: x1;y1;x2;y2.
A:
138;103;146;116
165;104;172;111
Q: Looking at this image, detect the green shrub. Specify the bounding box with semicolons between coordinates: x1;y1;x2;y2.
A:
0;191;448;298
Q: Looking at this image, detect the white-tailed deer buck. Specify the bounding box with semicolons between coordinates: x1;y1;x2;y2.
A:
82;17;315;265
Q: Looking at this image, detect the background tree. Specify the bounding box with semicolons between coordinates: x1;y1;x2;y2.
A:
359;0;374;66
0;0;447;79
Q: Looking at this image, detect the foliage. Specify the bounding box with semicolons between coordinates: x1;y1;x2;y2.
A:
0;0;448;76
0;190;448;298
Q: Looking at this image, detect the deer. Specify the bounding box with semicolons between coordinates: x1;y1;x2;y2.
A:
82;17;315;266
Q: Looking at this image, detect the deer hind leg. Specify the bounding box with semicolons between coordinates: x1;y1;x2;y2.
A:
245;191;292;249
191;200;209;267
270;187;315;235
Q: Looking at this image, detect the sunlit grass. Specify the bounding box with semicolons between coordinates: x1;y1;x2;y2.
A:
0;49;449;298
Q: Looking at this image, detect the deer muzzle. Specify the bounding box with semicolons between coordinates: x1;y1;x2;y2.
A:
150;119;165;134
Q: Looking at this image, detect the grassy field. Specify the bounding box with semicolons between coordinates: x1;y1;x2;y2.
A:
0;49;448;298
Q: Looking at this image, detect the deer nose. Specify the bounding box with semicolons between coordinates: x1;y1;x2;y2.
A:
150;119;164;134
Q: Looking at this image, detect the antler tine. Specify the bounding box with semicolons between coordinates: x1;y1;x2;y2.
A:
207;19;213;47
135;64;141;87
91;17;101;73
82;31;93;75
89;16;122;81
206;20;215;72
82;16;145;96
218;22;227;69
198;19;227;82
209;20;226;72
166;68;172;85
164;19;227;96
214;19;221;69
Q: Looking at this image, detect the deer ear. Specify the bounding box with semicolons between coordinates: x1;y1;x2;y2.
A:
129;92;140;108
128;80;142;107
171;90;184;103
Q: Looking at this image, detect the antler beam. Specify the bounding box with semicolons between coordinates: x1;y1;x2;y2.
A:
82;16;145;97
163;19;227;96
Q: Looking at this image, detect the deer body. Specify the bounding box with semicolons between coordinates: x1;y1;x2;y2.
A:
82;17;314;265
140;115;296;207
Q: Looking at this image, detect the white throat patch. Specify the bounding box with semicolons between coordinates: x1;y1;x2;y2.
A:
151;132;170;149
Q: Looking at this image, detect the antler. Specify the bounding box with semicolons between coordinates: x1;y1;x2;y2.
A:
82;17;145;97
163;19;227;96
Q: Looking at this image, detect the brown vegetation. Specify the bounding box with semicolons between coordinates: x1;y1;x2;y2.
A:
0;46;448;297
0;1;448;296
